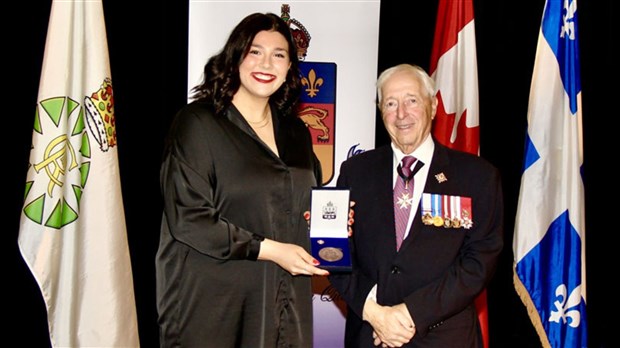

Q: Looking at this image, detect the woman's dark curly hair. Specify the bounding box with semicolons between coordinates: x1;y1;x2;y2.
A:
190;13;301;117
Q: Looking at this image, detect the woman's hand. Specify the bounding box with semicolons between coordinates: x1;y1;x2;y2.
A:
258;239;329;276
347;200;355;236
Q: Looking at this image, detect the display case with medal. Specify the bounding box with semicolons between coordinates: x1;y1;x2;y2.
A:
309;187;352;271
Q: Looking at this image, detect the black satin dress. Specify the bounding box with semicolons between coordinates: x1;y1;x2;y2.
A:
156;101;321;348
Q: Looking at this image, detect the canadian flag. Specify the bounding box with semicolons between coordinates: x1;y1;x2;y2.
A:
430;0;479;155
429;0;487;347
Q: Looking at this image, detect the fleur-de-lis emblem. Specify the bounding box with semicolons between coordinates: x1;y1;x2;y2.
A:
561;0;577;40
301;68;323;97
548;283;582;328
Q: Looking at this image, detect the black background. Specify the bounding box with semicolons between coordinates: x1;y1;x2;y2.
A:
9;1;613;347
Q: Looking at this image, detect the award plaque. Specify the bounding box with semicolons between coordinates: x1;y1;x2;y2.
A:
309;187;352;272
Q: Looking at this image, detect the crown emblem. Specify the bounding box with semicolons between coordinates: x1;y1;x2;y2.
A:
281;4;311;61
322;201;337;220
84;78;117;151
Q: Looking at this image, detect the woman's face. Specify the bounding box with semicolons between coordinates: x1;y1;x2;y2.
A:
236;30;292;101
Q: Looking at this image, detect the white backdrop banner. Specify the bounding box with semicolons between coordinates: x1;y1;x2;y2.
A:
188;1;380;346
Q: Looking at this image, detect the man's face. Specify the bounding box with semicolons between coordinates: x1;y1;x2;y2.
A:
380;70;437;154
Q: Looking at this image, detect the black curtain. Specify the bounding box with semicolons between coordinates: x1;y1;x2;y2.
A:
9;1;613;347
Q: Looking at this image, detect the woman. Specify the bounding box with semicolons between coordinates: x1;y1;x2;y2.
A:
156;12;326;348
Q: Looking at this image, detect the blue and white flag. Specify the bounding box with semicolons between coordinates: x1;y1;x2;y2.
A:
513;1;587;347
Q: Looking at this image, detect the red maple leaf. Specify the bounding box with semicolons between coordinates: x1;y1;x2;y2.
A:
432;91;479;155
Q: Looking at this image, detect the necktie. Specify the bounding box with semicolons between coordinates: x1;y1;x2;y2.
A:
394;156;416;251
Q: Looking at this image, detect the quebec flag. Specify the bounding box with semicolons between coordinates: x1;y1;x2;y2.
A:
513;1;587;347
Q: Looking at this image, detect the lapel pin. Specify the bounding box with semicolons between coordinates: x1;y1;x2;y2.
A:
435;172;447;183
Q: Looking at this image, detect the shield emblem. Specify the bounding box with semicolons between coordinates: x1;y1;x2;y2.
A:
297;62;337;185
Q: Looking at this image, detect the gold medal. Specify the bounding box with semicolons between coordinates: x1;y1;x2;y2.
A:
432;215;444;227
452;218;462;228
318;247;344;262
422;213;433;225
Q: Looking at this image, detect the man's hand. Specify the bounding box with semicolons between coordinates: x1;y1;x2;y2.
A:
363;300;415;347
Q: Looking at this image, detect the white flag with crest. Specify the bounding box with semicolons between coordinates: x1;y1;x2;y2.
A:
18;0;139;346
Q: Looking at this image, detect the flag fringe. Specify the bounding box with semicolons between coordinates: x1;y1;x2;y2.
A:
513;265;551;348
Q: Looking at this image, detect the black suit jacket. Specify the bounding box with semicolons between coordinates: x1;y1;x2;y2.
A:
329;141;503;348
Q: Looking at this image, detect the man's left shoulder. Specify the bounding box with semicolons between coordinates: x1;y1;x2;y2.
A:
443;146;497;171
434;147;500;186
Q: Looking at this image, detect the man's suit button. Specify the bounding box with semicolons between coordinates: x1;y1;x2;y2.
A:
428;321;444;330
391;266;400;274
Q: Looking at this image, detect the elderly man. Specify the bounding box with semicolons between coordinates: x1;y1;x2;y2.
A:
329;64;503;348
